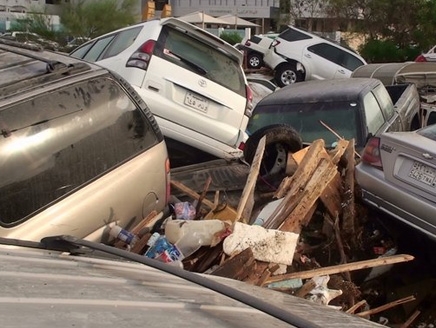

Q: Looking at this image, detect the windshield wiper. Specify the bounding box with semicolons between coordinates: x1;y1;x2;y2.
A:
165;49;207;75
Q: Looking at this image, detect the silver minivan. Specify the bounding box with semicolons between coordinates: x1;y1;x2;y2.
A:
0;40;170;242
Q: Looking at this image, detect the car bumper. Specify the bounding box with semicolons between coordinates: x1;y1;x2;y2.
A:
355;163;436;240
263;48;286;70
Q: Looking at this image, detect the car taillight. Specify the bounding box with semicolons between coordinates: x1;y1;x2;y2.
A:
271;40;280;47
361;137;383;169
415;54;427;62
245;40;251;46
245;84;253;117
238;142;245;151
126;40;156;70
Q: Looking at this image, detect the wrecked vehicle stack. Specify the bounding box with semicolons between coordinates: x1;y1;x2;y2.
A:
107;138;423;327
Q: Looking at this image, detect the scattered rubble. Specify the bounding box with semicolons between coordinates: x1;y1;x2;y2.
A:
109;137;435;327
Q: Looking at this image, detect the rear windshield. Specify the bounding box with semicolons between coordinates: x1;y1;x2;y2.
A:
155;26;246;97
247;101;361;148
0;77;160;226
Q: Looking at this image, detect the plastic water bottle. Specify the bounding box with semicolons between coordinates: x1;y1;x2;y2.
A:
174;232;203;259
109;225;138;249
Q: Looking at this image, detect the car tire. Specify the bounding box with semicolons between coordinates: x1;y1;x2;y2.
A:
247;52;263;69
244;124;303;191
274;63;304;87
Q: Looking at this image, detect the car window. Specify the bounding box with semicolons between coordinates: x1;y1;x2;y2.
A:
82;35;115;62
100;26;143;60
0;77;159;226
247;101;360;148
372;84;395;118
341;51;365;71
418;123;436;139
278;28;312;42
156;26;245;97
308;43;343;65
70;41;94;58
363;92;385;135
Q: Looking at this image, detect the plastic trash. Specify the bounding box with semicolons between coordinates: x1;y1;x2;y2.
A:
164;219;227;246
174;232;203;259
109;225;138;250
173;201;196;220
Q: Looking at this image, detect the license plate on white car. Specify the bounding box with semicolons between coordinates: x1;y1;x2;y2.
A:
409;161;436;187
184;92;208;112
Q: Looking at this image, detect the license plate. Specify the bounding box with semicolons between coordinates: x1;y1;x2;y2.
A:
184;92;208;112
409;161;436;187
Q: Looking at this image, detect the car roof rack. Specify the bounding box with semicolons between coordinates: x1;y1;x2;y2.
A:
0;38;92;98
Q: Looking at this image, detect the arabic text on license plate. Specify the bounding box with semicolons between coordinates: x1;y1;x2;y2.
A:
409;161;436;187
184;92;208;112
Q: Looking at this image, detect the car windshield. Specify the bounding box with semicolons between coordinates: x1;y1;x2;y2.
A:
247;101;361;148
418;123;436;140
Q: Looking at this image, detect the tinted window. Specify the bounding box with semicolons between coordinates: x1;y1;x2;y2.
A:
308;43;343;65
363;92;385;135
0;77;159;226
278;28;312;42
342;52;365;71
101;26;142;60
70;41;94;58
247;101;360;148
155;26;245;97
83;35;115;62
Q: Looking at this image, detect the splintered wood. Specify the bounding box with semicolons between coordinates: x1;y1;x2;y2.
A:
118;137;416;324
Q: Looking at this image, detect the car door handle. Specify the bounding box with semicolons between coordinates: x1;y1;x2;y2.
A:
337;69;346;74
304;53;311;58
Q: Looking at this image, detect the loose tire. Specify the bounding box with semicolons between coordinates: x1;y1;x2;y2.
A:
244;124;303;190
274;63;304;87
247;52;263;69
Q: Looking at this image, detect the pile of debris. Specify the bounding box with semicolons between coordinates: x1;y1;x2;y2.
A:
111;138;420;327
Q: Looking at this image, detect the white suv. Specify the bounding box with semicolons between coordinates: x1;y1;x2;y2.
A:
238;33;278;69
70;18;253;166
263;26;367;87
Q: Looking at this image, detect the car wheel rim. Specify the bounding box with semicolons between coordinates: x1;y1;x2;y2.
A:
281;70;297;85
249;57;260;67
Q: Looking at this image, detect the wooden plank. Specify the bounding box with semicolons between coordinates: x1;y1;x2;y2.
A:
210;247;255;280
243;261;270;285
320;172;342;220
355;295;416;317
279;158;338;233
274;139;327;199
264;254;415;284
170;179;215;209
329;139;349;165
236;135;266;223
195;176;212;218
342;139;356;236
264;140;327;229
